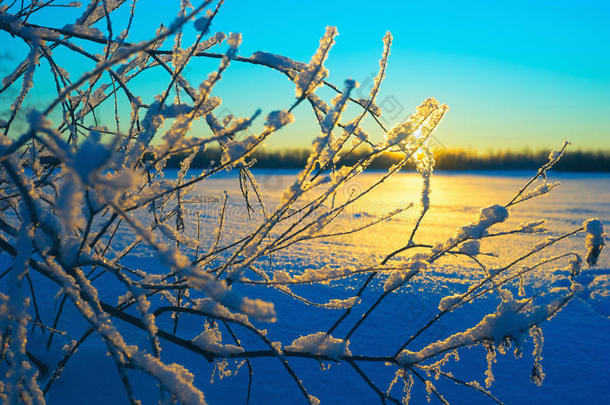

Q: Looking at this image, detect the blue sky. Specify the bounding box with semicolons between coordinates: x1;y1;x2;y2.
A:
5;0;610;151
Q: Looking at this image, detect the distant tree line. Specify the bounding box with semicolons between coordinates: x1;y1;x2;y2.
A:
165;147;610;171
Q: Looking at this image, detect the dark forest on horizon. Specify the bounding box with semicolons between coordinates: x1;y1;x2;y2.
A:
162;147;610;172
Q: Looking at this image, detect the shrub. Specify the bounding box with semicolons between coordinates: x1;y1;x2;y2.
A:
0;1;605;404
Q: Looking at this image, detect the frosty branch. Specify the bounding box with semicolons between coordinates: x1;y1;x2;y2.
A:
0;1;606;405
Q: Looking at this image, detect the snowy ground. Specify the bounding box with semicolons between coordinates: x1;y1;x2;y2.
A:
4;170;609;404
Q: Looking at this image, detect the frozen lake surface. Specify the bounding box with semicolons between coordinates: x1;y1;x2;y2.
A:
12;170;609;404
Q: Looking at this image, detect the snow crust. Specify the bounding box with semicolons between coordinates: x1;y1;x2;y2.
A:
398;297;565;366
192;323;244;355
584;219;605;266
286;332;351;359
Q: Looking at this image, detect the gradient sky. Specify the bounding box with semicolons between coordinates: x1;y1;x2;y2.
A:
4;0;610;151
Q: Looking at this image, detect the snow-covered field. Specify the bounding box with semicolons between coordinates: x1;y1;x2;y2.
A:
6;170;609;404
